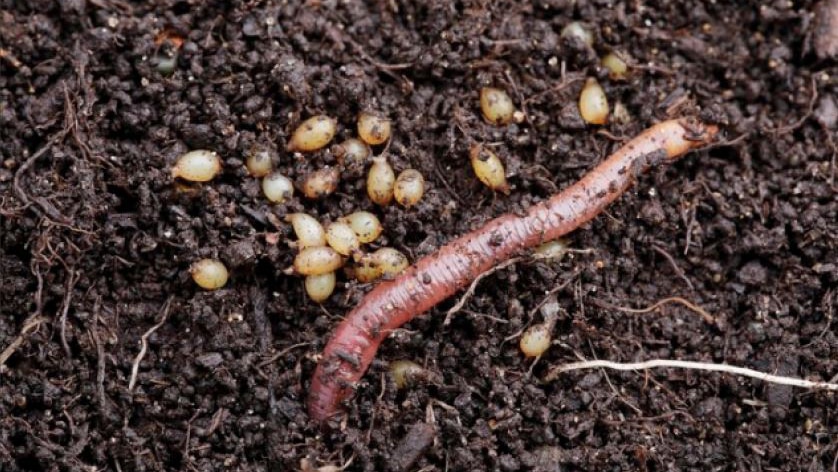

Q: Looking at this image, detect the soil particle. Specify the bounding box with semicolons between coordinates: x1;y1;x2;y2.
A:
196;352;224;369
521;446;566;472
765;355;799;418
387;422;436;472
737;260;770;286
556;101;588;130
223;238;259;268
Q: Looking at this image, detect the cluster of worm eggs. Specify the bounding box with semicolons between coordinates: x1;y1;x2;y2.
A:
173;111;417;302
287;211;408;302
182;21;621;362
254;113;426;207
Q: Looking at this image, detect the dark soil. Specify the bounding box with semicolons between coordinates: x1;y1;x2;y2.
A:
1;1;836;470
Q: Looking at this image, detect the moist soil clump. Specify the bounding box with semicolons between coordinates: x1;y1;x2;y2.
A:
1;1;836;470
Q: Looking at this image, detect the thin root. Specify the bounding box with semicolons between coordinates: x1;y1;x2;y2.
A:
527;267;584;320
128;297;173;391
766;76;818;135
503;269;582;344
545;358;838;391
700;131;750;153
13;132;71;224
0;315;47;369
91;301;111;417
651;244;694;291
444;257;523;325
257;342;311;368
591;296;715;325
59;270;79;358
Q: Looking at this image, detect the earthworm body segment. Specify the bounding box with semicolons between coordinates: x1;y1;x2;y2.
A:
308;118;719;423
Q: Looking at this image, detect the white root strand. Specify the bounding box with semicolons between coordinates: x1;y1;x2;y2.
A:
128;298;173;392
547;359;838;391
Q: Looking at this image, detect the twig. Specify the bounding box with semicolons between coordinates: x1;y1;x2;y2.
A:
651;244;694;291
0;315;47;369
128;297;173;391
591;296;715;325
545;358;838;390
444;257;523;325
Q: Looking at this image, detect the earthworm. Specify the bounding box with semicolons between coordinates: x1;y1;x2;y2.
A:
308;118;719;423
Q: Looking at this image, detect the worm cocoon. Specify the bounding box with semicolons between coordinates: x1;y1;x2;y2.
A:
286;213;326;249
480;87;515;125
357;111;391;145
245;146;274;177
470;145;510;194
340;211;383;244
353;254;383;283
190;258;229;290
520;323;552;358
262;172;295;203
394;169;425;207
388;360;426;389
325;221;361;256
294;246;344;276
561;21;594;47
335;138;371;166
601;52;628;80
302;167;340;199
371;247;408;278
288;115;337;152
367;157;395;206
534;239;570;260
171;150;221;182
305;272;336;303
579;78;609;125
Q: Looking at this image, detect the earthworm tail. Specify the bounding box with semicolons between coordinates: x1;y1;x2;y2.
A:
308;118;719;423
